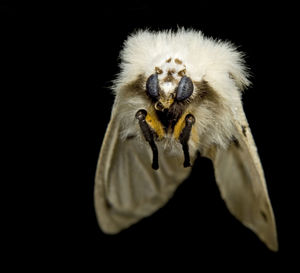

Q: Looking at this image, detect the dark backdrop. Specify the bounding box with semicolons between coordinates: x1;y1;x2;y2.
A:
17;1;298;269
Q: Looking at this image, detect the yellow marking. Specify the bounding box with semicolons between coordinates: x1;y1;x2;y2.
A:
173;113;199;144
191;126;199;145
173;112;189;140
145;108;165;139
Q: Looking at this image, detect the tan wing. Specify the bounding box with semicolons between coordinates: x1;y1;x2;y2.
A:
205;106;278;251
94;112;192;234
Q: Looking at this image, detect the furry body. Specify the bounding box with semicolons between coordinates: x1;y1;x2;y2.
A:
94;29;278;251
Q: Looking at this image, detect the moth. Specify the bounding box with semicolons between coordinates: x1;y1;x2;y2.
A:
94;29;278;251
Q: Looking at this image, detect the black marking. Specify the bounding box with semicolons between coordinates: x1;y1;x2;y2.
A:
155;101;186;132
106;199;112;209
126;134;136;140
260;210;268;222
154;101;164;112
179;114;195;167
136;109;159;170
196;150;202;158
231;135;240;148
242;125;247;137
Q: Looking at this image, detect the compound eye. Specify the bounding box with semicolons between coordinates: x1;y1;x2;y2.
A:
146;74;159;99
176;76;194;101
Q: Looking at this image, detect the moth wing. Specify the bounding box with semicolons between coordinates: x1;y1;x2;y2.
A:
94;108;192;234
205;105;278;251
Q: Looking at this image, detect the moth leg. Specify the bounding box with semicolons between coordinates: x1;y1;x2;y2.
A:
135;109;159;170
179;114;195;167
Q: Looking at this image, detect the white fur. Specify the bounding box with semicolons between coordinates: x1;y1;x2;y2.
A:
116;29;249;89
112;29;250;151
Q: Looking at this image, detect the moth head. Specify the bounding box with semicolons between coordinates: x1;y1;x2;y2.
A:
146;73;194;111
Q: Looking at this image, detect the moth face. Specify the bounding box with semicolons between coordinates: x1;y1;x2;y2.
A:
146;58;194;111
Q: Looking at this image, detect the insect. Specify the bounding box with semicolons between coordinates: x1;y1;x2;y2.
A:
94;29;278;251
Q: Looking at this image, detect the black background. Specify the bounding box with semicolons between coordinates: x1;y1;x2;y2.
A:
5;1;299;269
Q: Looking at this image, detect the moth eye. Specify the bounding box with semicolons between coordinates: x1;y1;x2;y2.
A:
146;74;159;99
176;76;194;101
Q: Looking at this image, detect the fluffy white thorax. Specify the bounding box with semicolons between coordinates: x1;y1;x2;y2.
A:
116;29;249;92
